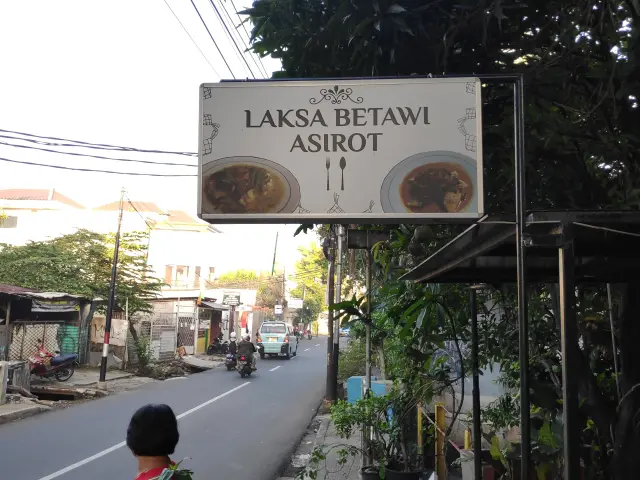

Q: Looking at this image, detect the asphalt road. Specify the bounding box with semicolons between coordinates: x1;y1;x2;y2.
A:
0;336;331;480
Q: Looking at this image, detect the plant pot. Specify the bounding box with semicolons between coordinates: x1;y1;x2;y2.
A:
384;468;422;480
360;466;381;479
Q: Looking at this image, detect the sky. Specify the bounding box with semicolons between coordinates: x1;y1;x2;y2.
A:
0;0;313;274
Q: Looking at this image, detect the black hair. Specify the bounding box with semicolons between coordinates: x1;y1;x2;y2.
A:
126;404;179;457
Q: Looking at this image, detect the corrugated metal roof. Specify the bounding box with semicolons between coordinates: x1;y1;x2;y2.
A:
0;284;87;301
29;292;86;300
200;301;229;310
0;283;37;295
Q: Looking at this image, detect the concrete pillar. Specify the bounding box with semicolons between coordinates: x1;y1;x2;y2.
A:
0;361;9;405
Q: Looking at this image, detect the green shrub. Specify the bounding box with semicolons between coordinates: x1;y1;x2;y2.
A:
338;339;372;382
134;335;152;369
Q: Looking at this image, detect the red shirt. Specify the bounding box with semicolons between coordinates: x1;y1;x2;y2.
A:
135;461;175;480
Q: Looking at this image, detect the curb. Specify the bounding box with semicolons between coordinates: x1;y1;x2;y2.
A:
0;405;50;426
277;410;332;479
274;400;326;480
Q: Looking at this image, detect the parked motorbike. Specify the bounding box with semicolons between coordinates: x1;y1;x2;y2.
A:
225;353;237;371
236;354;253;378
29;352;78;381
206;338;229;355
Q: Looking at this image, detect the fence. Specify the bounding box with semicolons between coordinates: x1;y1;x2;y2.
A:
150;313;178;362
8;319;90;363
117;307;274;366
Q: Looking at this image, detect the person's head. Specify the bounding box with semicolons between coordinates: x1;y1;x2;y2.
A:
244;334;251;342
230;332;236;341
126;404;179;458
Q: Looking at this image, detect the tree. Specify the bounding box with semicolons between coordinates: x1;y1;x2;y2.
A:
245;0;639;213
0;229;163;315
213;269;285;307
246;0;640;475
289;242;327;325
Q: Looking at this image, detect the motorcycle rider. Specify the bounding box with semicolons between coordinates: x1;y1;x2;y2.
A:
237;334;257;370
228;332;238;355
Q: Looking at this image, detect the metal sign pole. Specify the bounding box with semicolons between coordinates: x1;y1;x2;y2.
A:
325;232;337;401
332;226;344;395
513;75;530;480
364;240;373;465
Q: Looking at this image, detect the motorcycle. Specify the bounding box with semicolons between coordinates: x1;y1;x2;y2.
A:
29;352;78;381
225;353;237;371
236;354;253;378
206;337;229;355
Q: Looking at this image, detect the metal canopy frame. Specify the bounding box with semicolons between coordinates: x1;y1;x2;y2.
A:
401;209;640;480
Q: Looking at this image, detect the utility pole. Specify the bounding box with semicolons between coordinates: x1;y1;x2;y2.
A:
271;231;279;276
324;232;337;401
99;188;125;386
281;267;286;321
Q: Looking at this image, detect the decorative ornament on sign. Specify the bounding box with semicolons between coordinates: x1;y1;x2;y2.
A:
309;85;364;105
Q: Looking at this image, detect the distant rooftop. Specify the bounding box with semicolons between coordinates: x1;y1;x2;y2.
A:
0;189;84;209
94;200;163;213
94;199;221;232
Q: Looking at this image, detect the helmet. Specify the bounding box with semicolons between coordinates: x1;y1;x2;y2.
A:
230;332;236;340
245;335;251;341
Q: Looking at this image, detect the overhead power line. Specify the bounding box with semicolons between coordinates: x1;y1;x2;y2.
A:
190;0;237;79
0;140;197;167
0;156;197;177
0;128;197;156
162;0;222;78
228;0;269;78
126;196;154;230
209;0;258;79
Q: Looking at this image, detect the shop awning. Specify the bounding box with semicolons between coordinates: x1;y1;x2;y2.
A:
200;301;230;311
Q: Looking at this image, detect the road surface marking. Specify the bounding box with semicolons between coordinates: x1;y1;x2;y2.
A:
315;344;320;347
304;348;310;352
269;366;281;372
38;382;251;480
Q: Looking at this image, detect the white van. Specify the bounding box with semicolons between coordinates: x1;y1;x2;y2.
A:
257;321;299;359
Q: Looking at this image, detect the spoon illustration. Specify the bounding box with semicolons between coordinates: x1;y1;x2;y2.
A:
326;157;331;191
339;157;346;190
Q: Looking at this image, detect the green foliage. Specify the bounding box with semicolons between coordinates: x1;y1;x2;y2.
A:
214;269;284;307
134;334;152;370
290;242;327;325
244;0;640;213
158;458;194;480
338;339;368;382
0;229;163;315
244;0;640;475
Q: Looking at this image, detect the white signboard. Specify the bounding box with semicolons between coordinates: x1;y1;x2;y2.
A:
91;316;128;347
274;305;283;315
288;298;304;309
198;77;483;223
204;288;257;307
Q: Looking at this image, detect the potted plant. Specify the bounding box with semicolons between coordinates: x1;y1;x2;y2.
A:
302;387;427;479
